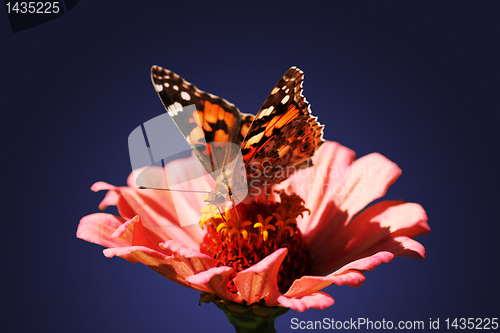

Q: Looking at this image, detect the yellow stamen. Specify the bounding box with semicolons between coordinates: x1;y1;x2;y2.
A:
254;215;276;241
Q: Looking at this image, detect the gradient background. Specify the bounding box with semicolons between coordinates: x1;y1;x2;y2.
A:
2;1;499;332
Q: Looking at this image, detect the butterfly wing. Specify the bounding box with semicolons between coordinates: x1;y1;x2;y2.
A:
151;66;253;179
240;66;325;194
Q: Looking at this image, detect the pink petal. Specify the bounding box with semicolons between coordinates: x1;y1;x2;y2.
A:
114;192;137;220
280;251;393;303
103;240;215;292
117;156;215;248
111;216;162;252
91;181;117;192
333;250;395;273
306;153;402;258
117;187;202;249
103;245;167;262
185;266;237;301
339;153;402;220
89;155;216;250
90;182;120;210
265;252;394;312
99;190;120;210
284;273;366;299
274;291;334;312
367;236;427;260
88;214;212;290
278;141;356;239
232;248;288;305
102;245;203;290
127;156;213;214
76;213;127;248
311;200;429;275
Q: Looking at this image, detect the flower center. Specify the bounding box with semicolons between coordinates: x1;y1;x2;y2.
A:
199;191;312;294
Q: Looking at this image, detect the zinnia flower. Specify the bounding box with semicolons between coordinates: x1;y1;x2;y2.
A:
77;141;429;331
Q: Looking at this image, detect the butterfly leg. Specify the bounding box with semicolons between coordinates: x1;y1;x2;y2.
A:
221;168;243;233
217;206;227;222
226;189;245;256
227;186;242;229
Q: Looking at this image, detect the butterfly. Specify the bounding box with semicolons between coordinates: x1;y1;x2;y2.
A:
150;65;324;209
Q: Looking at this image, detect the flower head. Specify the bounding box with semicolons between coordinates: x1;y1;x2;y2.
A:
77;141;430;313
199;191;312;294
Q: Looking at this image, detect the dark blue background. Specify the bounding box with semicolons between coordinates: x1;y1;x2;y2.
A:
2;1;499;332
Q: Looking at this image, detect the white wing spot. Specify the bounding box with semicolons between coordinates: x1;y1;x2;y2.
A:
164;82;170;88
167;102;183;116
271;87;279;94
181;91;191;101
264;105;274;117
281;95;290;104
173;85;179;91
258;105;275;119
154;84;163;92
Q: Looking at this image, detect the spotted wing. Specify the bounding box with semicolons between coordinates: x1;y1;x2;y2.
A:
240;67;325;194
151;66;253;178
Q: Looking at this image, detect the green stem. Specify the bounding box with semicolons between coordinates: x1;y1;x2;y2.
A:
200;293;289;333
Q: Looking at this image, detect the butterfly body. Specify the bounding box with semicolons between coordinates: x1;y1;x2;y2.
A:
151;65;324;209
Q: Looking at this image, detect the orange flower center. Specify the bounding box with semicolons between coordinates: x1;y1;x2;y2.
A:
199;191;312;294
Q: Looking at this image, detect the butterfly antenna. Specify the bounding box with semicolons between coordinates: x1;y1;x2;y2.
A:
137;186;210;193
